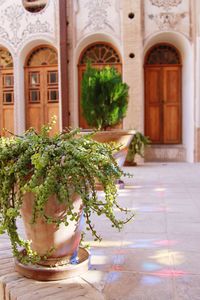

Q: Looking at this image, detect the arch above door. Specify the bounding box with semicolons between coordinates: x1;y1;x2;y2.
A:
0;47;14;136
78;42;122;128
144;43;182;144
25;45;59;134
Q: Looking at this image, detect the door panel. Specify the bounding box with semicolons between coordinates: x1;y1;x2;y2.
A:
148;106;161;142
25;66;59;133
145;68;162;143
163;67;181;144
145;66;181;144
0;69;14;136
164;106;180;143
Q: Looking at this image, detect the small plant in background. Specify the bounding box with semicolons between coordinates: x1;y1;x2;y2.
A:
81;62;129;130
126;132;151;165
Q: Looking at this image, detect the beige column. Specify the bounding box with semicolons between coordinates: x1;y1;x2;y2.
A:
13;56;26;135
121;0;144;132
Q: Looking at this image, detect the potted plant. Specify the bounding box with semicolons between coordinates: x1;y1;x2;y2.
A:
125;131;151;166
0;120;133;280
81;63;134;167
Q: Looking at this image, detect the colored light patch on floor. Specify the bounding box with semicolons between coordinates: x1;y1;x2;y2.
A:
142;262;162;272
151;250;185;266
107;272;122;283
154;187;167;192
125;239;156;249
141;275;162;286
151;269;188;278
155;240;178;247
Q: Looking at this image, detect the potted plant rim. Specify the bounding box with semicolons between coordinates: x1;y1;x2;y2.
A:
0;120;134;280
81;62;135;168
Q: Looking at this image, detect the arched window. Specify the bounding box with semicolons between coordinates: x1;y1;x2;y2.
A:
0;48;14;136
145;44;181;65
78;42;122;128
26;46;58;66
79;43;121;65
25;46;59;133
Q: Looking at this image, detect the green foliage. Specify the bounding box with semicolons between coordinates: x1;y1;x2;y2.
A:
0;119;133;264
81;63;129;130
126;132;151;162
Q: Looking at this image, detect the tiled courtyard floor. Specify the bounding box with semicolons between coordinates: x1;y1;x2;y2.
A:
1;163;200;299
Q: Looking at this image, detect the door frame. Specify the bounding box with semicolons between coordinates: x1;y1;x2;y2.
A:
144;43;182;145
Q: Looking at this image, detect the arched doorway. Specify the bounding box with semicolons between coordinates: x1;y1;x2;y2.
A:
25;45;59;133
0;47;14;136
78;42;122;128
144;43;182;144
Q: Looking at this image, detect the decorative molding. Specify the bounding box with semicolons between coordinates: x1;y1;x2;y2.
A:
0;3;54;54
5;5;24;48
149;12;186;30
83;0;114;31
150;0;183;11
0;0;6;6
22;20;52;37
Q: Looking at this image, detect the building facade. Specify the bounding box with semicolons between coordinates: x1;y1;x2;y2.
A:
0;0;199;162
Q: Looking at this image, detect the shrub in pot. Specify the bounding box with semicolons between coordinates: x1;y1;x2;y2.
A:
0;121;133;273
81;62;129;130
81;63;134;167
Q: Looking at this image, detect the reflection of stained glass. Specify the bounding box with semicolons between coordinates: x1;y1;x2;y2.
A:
30;73;39;85
80;44;121;65
3;92;13;104
146;44;181;65
4;75;13;87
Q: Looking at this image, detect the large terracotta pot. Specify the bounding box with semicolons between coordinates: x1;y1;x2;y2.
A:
21;193;84;266
82;130;135;167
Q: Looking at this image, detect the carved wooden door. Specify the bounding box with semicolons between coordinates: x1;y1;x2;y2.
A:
78;43;122;128
0;48;14;136
145;44;182;144
25;46;59;133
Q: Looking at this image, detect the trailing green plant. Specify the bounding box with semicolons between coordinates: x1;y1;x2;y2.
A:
126;132;151;163
81;62;129;130
0;119;133;264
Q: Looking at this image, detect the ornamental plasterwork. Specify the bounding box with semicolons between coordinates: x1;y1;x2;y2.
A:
0;1;56;55
0;0;6;5
150;0;182;11
149;12;186;30
84;0;113;31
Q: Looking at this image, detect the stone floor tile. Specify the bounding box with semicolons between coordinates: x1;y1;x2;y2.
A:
171;251;200;275
104;272;174;300
174;275;200;300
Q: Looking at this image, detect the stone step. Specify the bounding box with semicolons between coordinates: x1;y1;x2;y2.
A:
144;145;186;162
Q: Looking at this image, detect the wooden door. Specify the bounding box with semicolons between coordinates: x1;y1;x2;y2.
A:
0;70;14;136
25;66;59;133
145;66;181;144
145;43;182;144
25;46;59;133
78;43;122;128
